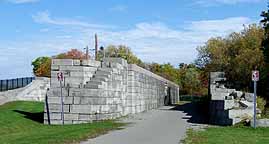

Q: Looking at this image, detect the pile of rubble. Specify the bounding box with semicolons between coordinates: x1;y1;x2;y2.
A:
209;72;259;125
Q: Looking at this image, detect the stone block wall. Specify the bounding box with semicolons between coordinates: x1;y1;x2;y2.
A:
209;72;255;125
126;64;179;115
44;58;179;124
0;77;50;105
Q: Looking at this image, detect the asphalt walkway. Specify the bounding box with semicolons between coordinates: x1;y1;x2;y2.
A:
81;106;191;144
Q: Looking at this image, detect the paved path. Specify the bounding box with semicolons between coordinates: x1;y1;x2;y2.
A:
81;106;191;144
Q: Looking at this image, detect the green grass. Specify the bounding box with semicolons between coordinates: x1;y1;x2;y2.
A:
0;101;125;144
182;126;269;144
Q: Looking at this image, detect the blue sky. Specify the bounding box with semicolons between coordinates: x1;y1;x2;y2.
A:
0;0;267;79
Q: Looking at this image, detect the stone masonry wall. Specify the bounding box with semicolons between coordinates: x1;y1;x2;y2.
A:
209;72;255;125
126;64;179;115
44;58;179;124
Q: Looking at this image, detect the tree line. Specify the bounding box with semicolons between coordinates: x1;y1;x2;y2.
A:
32;6;269;101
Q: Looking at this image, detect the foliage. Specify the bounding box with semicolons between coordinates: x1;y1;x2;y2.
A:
260;6;269;100
195;25;265;91
260;6;269;65
182;127;269;144
54;48;87;59
148;63;180;83
178;64;207;96
257;96;267;113
0;101;124;144
31;57;51;77
32;49;87;77
97;45;144;67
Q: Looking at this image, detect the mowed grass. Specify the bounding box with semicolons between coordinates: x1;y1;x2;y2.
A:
0;101;125;144
182;126;269;144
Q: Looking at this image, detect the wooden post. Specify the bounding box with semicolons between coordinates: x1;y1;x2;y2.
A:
86;46;89;60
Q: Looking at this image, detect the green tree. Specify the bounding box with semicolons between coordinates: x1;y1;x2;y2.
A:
98;45;144;67
260;6;269;99
195;24;264;91
261;6;269;65
178;64;206;96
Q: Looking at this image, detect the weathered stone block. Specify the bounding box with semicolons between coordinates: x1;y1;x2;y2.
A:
52;59;73;66
48;97;73;104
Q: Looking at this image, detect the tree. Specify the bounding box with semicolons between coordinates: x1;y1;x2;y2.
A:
32;57;51;77
98;45;144;67
261;6;269;64
32;49;88;77
178;64;206;96
195;24;264;91
260;5;269;98
55;49;87;59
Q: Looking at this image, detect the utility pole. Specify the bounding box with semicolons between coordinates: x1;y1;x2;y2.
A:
95;34;98;60
84;46;89;60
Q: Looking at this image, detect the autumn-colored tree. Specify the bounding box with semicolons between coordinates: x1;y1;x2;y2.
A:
32;57;51;77
35;58;51;77
32;49;88;77
55;49;88;59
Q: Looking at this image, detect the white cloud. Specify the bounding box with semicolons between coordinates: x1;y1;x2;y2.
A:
32;11;113;29
96;17;252;64
109;5;128;12
0;11;255;78
5;0;39;4
195;0;263;6
31;13;254;64
187;17;252;33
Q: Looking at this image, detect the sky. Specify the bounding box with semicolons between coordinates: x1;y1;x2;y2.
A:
0;0;267;79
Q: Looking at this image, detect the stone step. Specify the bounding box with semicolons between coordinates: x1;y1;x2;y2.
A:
97;67;114;72
239;100;253;108
94;73;110;78
91;77;108;82
84;83;103;89
95;70;111;75
89;80;105;86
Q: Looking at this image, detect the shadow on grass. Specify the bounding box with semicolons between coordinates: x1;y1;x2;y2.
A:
13;110;44;123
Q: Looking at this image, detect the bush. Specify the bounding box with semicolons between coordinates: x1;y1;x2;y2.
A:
257;96;266;113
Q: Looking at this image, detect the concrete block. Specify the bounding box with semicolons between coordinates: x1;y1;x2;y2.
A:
48;97;73;104
47;104;70;112
52;59;73;66
64;113;79;121
71;105;92;114
251;119;269;127
81;60;101;67
224;100;235;110
44;113;61;120
78;114;93;121
72;120;93;124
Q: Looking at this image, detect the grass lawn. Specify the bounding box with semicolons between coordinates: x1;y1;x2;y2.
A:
0;101;125;144
182;126;269;144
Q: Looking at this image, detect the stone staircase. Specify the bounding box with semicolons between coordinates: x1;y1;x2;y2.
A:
85;67;113;89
